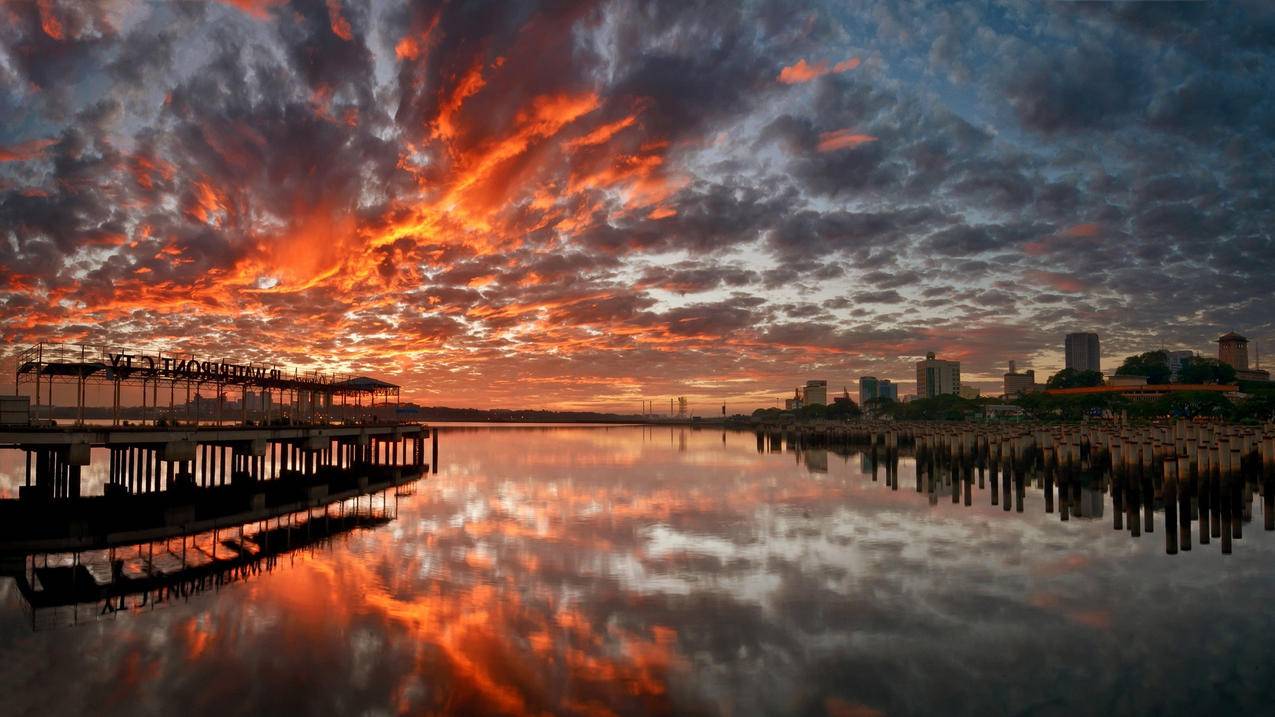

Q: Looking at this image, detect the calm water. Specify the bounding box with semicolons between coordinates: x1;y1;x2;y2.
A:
2;425;1274;716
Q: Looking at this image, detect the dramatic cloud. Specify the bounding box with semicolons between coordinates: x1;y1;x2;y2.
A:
0;0;1272;410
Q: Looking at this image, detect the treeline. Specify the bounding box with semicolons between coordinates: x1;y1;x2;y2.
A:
753;387;1275;423
410;406;647;423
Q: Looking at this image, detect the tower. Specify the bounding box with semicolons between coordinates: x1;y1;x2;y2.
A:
1217;332;1249;370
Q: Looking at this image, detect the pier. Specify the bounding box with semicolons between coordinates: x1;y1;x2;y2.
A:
754;418;1275;555
0;341;439;603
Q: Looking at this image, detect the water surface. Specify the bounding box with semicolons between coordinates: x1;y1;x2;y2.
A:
2;425;1273;716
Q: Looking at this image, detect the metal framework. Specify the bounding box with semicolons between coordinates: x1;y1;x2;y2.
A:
13;342;402;427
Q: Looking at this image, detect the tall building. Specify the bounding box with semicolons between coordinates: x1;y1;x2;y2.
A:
1218;332;1271;382
1064;333;1101;373
1166;350;1195;381
803;380;827;406
916;352;960;398
860;376;899;404
1217;332;1248;370
859;376;879;405
1003;360;1038;396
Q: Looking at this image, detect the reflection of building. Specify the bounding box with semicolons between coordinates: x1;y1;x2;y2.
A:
1003;360;1039;396
915;352;960;398
803;380;827;406
802;448;828;474
1166;350;1195;381
1218;331;1270;382
1064;332;1101;373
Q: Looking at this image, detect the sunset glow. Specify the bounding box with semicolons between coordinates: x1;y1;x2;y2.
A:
0;0;1271;412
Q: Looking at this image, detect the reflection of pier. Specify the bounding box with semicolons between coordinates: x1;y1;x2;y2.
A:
0;341;443;629
6;485;408;630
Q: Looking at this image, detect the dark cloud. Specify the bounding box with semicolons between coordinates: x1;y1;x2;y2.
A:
0;0;1271;405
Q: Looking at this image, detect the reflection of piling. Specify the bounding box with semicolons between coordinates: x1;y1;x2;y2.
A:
1230;444;1243;541
1264;436;1274;532
1111;441;1124;531
1177;454;1191;552
1164;459;1178;555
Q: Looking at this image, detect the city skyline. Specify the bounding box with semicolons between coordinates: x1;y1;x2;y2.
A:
1;1;1272;412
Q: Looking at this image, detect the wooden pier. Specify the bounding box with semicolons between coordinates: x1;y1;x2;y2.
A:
0;422;437;554
755;418;1275;556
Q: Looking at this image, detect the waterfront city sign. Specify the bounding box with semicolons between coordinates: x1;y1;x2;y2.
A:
106;352;284;382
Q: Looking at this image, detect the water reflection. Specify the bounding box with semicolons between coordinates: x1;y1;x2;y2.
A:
2;426;1275;716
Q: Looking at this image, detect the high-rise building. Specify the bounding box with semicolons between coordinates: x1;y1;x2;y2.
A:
916;352;960;398
803;380;827;406
860;376;899;404
1166;350;1196;381
1064;333;1101;373
859;376;879;405
1003;360;1039;396
1217;332;1248;370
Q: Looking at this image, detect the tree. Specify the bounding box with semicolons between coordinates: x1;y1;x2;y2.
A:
1116;350;1171;385
1176;357;1237;385
1045;368;1105;389
826;398;862;420
863;396;898;417
797;403;828;421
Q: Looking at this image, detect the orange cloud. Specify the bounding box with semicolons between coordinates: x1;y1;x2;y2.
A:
37;0;63;40
778;56;860;84
395;35;421;60
0;138;56;162
326;0;353;41
817;128;877;152
563;114;638;151
1062;222;1100;237
1023;270;1086;293
215;0;286;20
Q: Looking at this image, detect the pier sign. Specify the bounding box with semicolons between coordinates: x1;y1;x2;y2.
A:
107;353;283;382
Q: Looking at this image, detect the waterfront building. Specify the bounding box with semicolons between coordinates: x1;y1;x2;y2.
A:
880;380;898;401
803;380;827;406
785;387;802;411
915;352;960;398
1217;331;1270;382
1002;360;1040;397
859;377;897;404
1064;333;1101;373
1166;350;1195;381
1217;332;1249;370
859;376;879;405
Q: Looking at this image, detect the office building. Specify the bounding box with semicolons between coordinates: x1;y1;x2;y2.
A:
859;376;879;405
915;352;960;398
1003;360;1039;396
860;376;899;404
1064;333;1101;373
1166;350;1195;381
803;380;827;406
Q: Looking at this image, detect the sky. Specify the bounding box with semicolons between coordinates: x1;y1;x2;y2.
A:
0;0;1272;413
